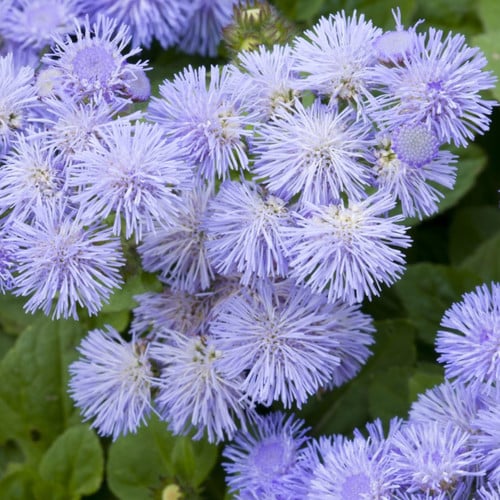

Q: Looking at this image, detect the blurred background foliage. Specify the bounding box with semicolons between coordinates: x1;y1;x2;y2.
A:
0;0;499;498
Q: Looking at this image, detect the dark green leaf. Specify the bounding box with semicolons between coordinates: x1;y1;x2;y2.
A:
107;415;218;500
460;230;500;281
0;465;36;500
0;317;86;462
477;0;500;33
37;425;103;500
394;263;482;344
472;32;500;101
449;206;500;264
408;363;445;404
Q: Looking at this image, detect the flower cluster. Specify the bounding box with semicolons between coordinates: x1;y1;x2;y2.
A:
222;283;500;498
0;3;497;498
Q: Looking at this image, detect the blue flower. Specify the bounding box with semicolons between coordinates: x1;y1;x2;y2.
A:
305;420;400;499
138;186;214;293
0;135;66;223
369;28;497;147
69;326;154;440
232;44;299;120
148;64;254;181
9;204;125;319
389;421;482;497
292;11;382;107
151;329;253;443
69;121;187;243
42;15;147;103
178;0;239;57
374;129;458;219
473;388;500;482
409;380;491;435
203;180;290;285
0;0;83;53
222;411;310;499
252;99;373;206
211;279;372;408
436;283;500;387
131;289;213;339
79;0;189;49
0;53;38;156
285;194;411;304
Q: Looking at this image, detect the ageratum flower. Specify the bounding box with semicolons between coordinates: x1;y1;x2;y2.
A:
131;289;212;338
138;185;214;293
0;53;38;156
211;280;372;408
472;389;500;482
79;0;189;49
0;135;66;223
70;121;188;243
285;194;411;304
0;0;83;53
203;180;291;285
9;204;124;319
436;282;500;387
232;44;299;120
374;126;458;219
42;15;147;103
292;11;382;107
178;0;239;57
69;326;154;440
223;412;310;499
370;28;496;147
306;420;400;499
389;421;482;497
148;64;254;181
252;99;373;206
151;330;252;443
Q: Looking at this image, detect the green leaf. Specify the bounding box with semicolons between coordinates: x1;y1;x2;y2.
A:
107;416;218;500
449;206;500;264
369;366;413;422
0;317;86;462
37;425;103;500
0;293;44;336
460;230;500;281
394;263;482;344
477;0;500;32
408;363;445;404
0;465;36;500
294;0;325;21
472;32;500;101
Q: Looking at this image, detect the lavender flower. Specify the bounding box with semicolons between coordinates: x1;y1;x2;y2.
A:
151;330;253;443
292;11;382;107
0;135;66;223
42;16;147;103
252;99;373;206
0;53;38;156
203;180;291;285
69;326;154;440
285;194;411;304
131;289;212;339
178;0;239;57
79;0;189;49
389;421;482;497
374;129;458;219
148;64;253;181
69;121;187;243
223;412;310;499
211;279;373;408
0;234;16;293
138;186;214;293
0;0;82;53
436;283;500;387
306;422;400;499
232;44;299;120
370;28;496;147
9;204;125;319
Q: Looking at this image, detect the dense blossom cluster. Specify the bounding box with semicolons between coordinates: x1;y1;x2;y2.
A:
0;3;497;498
